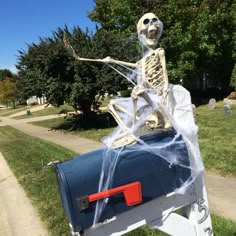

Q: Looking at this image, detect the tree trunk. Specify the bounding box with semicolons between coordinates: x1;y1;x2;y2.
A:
80;102;93;119
12;100;16;109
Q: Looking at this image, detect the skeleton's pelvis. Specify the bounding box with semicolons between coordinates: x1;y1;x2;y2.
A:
145;114;159;129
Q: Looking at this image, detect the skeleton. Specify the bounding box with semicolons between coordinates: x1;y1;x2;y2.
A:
64;13;171;148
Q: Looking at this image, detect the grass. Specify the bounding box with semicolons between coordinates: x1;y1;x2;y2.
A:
98;95;114;107
68;128;113;141
30;101;236;176
196;102;236;176
0;126;76;235
30;116;112;142
30;112;115;142
0;105;29;116
13;104;74;119
0;126;236;235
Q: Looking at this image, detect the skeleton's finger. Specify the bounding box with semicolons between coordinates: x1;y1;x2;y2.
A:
63;34;81;59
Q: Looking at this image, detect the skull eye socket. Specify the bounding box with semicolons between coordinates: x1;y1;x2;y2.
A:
143;18;158;25
143;18;150;25
152;18;158;23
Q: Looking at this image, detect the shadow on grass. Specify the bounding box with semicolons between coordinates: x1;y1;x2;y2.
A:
52;112;117;131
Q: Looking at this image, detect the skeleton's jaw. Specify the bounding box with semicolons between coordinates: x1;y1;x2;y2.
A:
139;33;158;50
146;38;158;49
147;25;160;48
139;26;160;49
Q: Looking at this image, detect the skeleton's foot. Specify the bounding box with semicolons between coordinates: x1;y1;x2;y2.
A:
111;134;137;148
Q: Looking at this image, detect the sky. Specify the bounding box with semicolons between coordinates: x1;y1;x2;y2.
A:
0;0;96;73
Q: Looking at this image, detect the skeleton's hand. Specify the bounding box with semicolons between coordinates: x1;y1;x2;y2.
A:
131;85;145;99
101;56;112;63
63;34;80;59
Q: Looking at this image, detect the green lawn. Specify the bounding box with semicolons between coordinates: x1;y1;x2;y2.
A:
31;101;236;176
0;126;235;235
13;104;74;119
196;102;236;176
98;95;115;107
0;126;75;235
0;105;29;116
30;116;113;141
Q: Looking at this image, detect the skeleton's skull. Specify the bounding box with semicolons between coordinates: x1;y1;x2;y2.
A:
137;13;163;49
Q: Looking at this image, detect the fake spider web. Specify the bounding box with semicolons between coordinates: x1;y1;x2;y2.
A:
92;63;204;226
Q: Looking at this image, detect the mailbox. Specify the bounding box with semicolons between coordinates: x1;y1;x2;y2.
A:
55;130;191;233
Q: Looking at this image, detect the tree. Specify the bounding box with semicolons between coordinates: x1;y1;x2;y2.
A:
230;63;236;91
0;69;13;81
16;26;131;117
0;77;17;108
89;0;236;94
89;0;164;35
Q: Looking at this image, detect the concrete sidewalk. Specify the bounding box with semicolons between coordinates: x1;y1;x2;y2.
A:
0;115;103;154
0;153;48;236
8;104;51;118
0;113;236;235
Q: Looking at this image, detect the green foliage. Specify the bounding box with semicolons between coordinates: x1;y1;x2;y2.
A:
89;0;162;35
16;0;236;116
16;26;135;116
230;64;236;91
0;69;13;81
0;69;18;107
17;28;74;105
89;0;236;90
0;77;17;108
120;89;131;97
0;126;75;235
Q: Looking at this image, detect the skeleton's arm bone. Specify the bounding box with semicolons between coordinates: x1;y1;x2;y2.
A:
63;35;137;68
72;56;137;68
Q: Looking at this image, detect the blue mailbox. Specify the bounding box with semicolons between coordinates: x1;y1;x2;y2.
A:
55;130;191;233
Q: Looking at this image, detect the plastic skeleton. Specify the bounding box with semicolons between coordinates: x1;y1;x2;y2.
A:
64;13;171;147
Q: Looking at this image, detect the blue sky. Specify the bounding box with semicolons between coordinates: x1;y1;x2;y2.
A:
0;0;96;73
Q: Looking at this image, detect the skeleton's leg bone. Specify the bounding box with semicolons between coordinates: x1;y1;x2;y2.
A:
115;102;142;124
132;97;138;127
107;99;143;130
137;91;164;127
112;103;134;118
110;133;137;148
157;104;172;129
140;91;171;129
107;100;130;132
108;102;139;148
141;91;158;111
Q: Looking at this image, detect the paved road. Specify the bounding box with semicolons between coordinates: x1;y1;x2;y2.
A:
0;112;236;235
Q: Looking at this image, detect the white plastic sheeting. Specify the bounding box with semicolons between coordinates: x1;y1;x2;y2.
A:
93;81;204;225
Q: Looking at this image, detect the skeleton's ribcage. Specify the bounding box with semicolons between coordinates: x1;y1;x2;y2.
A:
141;51;164;94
